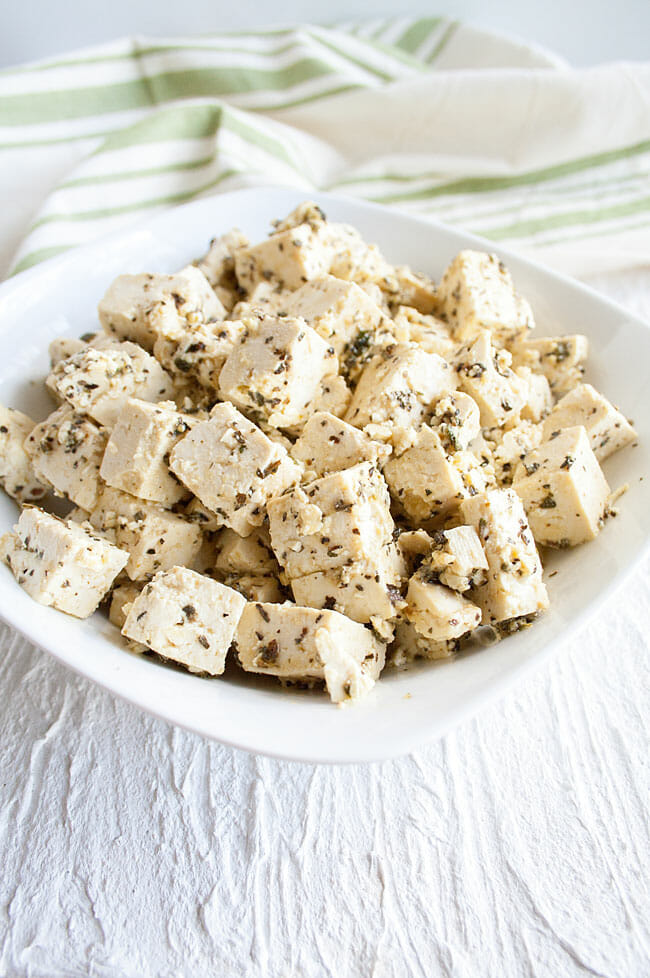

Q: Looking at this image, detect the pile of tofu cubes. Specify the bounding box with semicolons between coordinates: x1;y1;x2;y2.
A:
0;202;637;703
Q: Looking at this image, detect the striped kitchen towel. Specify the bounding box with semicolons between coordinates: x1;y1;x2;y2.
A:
1;18;649;279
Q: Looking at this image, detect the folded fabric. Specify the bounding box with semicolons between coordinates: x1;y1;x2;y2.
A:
1;18;649;279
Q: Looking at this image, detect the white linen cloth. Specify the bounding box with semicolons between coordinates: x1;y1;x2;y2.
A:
0;20;648;978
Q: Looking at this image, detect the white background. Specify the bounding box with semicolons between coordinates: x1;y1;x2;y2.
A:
2;0;650;69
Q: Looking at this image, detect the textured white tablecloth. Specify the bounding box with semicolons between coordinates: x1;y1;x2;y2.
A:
0;256;648;975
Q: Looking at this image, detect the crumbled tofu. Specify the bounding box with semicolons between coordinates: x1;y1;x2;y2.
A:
195;229;249;288
0;405;48;504
437;250;534;342
512;426;610;547
461;489;549;624
455;331;527;428
234;601;385;703
152;319;245;392
169;402;301;535
25;405;108;511
405;573;482;641
429;392;481;452
345;344;454;441
122;566;246;675
291;411;391;478
491;421;543;486
109;582;144;630
46;342;174;427
98;266;224;350
511;335;588;396
234;222;334;292
214;526;279;577
99;398;196;506
225;574;284;604
422;526;488;592
281;275;385;354
290;542;406;624
219;316;337;429
2;507;127;618
383;426;468;524
91;486;202;580
541;383;637;461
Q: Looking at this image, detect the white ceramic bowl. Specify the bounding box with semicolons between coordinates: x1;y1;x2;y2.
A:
0;187;648;764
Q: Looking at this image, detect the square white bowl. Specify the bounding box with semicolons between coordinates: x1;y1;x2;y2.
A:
0;187;648;764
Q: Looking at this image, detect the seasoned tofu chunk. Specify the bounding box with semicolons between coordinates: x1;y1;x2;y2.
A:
423;526;488;592
516;366;553;423
219;316;337;429
234;222;334;292
281;275;385;354
390;306;456;360
109;582;144;630
25;405;108;511
91;486;202;580
436;250;534;342
388;267;438;314
214;526;279;577
309;374;351;420
455;331;527;428
390;619;457;664
429;392;481;452
383;426;470;524
0;405;48;504
267;462;394;580
99;398;196;506
98;266;224;350
49;336;88;367
152;319;245;392
345;344;454;441
541;383;637;461
405;573;481;641
461;488;549;624
491;421;543;486
234;601;385;703
291;411;391;478
224;574;285;604
122;566;246;675
46;342;174;427
290;542;407;624
196;229;249;288
169;403;301;536
2;507;127;618
511;335;588;396
512;426;610;547
327;222;395;288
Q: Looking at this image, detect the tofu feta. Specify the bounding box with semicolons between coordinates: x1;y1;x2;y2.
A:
46;342;175;427
422;526;488;592
512;426;610;547
122;566;247;675
267;462;394;580
461;489;549;625
234;601;385;703
219;316;337;430
282;275;385;355
25;405;108;511
214;526;279;577
152;318;245;392
0;405;48;504
169;403;301;536
405;573;482;641
541;383;637;461
437;250;534;343
224;574;285;604
429;392;481;452
390;619;457;664
511;335;588;396
291;411;391;478
109;582;144;630
491;421;543;486
196;229;249;288
390;306;456;360
2;507;127;618
99;398;196;506
455;331;527;428
234;222;334;292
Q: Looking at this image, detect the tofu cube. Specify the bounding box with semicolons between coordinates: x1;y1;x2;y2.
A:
196;229;249;288
2;507;127;618
512;426;610;547
429;392;481;452
122;566;246;675
327;222;394;287
234;601;385;703
49;336;88;367
98;265;224;350
282;275;385;354
25;405;108;511
436;250;534;342
267;462;394;580
405;574;482;641
91;486;202;581
218;317;338;429
309;374;352;421
345;344;454;435
389;267;438;314
290;542;407;624
168;403;301;536
423;526;489;592
234;222;334;292
224;574;285;604
383;426;468;524
455;331;527;428
511;335;588;396
491;421;543;486
152;319;245;392
390;306;456;360
541;383;637;461
516;366;553;423
390;619;456;664
461;489;549;624
0;405;48;504
214;526;279;577
99;398;196;506
46;342;174;427
291;411;391;478
109;582;144;630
